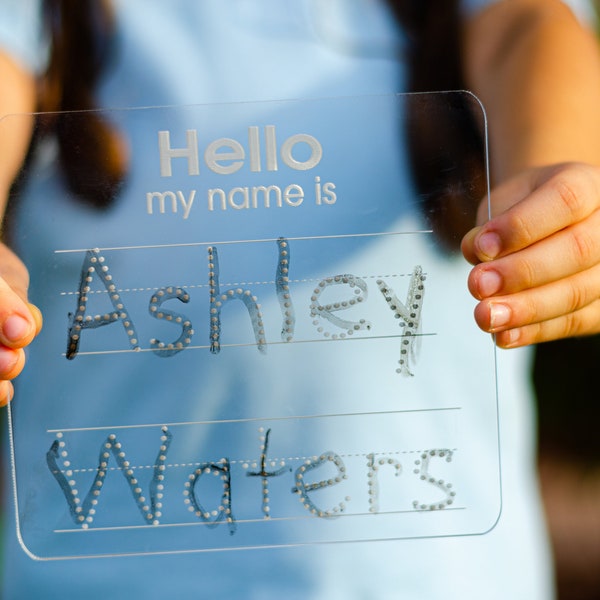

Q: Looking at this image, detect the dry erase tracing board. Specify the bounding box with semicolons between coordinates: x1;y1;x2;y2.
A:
4;92;500;560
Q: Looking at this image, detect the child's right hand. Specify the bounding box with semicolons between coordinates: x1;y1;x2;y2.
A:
0;242;42;406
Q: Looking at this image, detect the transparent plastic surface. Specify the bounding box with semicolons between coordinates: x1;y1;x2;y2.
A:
3;92;499;559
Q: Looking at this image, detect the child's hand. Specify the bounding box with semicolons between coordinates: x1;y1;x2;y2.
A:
462;162;600;347
0;243;42;406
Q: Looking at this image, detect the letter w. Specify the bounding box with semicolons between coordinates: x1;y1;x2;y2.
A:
46;427;172;527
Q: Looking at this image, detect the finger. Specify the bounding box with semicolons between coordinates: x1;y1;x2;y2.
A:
28;303;43;335
0;243;30;299
490;299;600;348
473;262;600;333
0;380;14;407
468;207;600;298
462;173;540;264
0;346;26;381
465;163;600;263
0;305;41;408
0;282;37;350
462;170;546;264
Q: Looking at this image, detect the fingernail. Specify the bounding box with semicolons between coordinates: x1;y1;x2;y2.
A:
489;303;511;330
500;327;520;348
477;232;501;259
3;315;32;343
478;270;502;297
0;346;18;373
0;382;14;407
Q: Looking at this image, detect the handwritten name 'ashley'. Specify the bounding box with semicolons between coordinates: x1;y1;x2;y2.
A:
65;240;425;377
146;126;337;218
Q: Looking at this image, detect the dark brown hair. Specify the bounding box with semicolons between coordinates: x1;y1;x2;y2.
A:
389;0;486;249
36;0;128;208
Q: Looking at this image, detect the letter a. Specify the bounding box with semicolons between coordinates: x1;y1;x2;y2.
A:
66;249;139;359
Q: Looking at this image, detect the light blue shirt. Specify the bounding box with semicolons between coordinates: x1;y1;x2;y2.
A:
0;1;574;598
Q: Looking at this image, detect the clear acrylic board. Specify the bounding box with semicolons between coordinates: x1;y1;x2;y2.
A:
3;92;500;559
